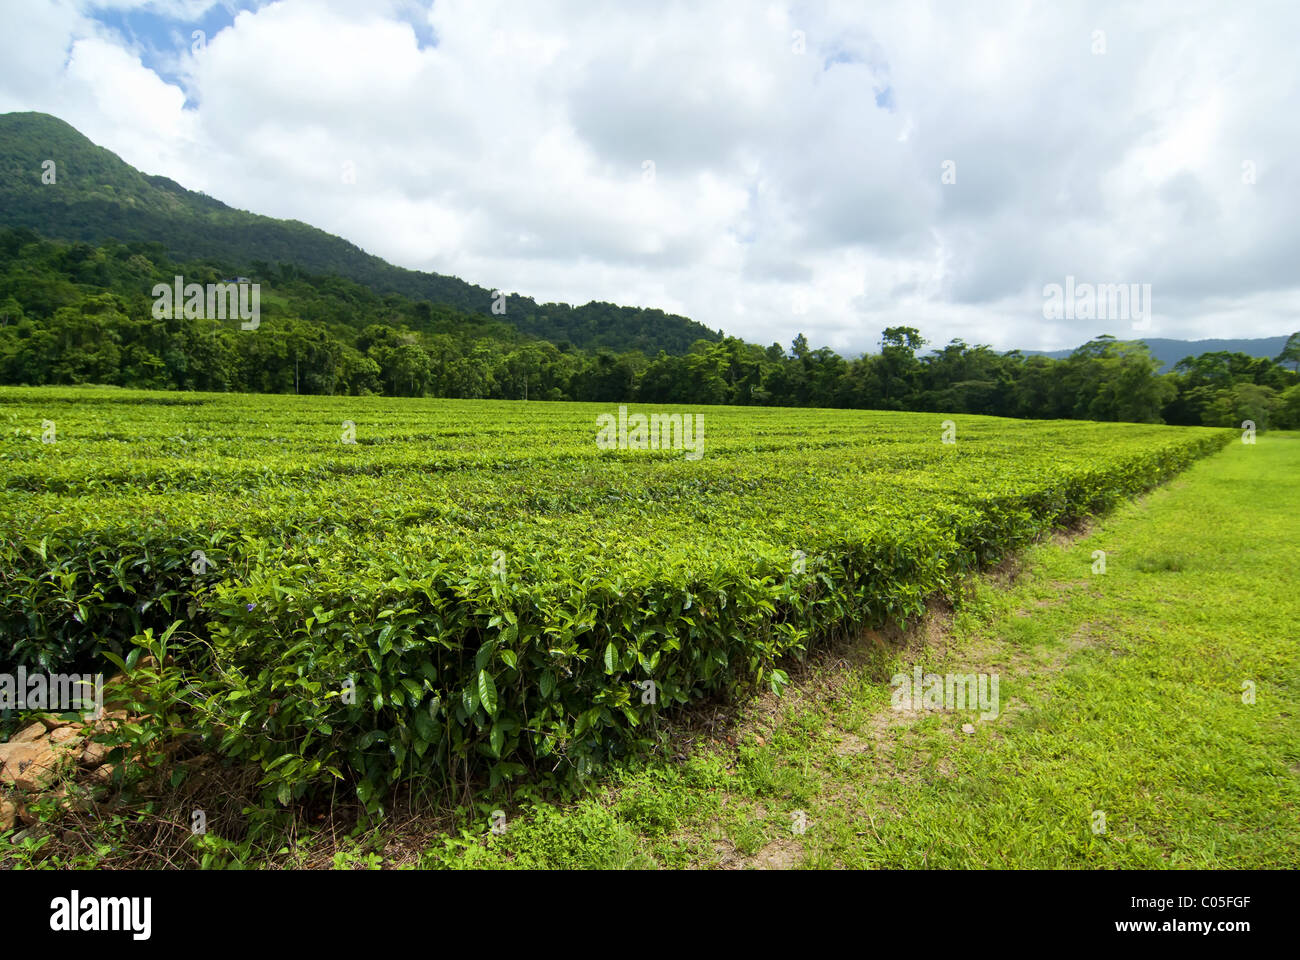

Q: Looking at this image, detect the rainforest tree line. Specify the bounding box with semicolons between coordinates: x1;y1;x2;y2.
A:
2;229;1298;428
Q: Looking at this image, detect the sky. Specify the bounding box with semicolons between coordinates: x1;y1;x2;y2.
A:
1;0;1297;355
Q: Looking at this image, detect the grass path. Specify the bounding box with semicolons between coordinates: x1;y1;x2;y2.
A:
421;432;1300;869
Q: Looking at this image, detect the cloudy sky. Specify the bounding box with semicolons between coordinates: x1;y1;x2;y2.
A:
2;0;1297;355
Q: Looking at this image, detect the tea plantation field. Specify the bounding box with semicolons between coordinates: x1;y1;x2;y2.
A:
0;387;1231;808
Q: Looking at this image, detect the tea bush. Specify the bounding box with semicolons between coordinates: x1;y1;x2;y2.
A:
0;387;1231;808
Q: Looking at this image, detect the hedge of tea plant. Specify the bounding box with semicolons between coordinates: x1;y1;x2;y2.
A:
0;387;1232;807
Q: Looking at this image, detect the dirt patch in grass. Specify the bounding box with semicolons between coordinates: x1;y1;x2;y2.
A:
988;555;1023;588
751;837;805;869
1049;516;1095;547
833;731;872;757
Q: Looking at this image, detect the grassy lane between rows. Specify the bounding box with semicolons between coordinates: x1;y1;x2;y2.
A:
412;431;1299;869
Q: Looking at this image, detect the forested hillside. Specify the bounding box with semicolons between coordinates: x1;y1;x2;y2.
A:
0;111;719;355
1028;336;1293;373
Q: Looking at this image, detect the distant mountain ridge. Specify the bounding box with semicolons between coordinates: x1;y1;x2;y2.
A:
0;111;720;355
1023;336;1293;373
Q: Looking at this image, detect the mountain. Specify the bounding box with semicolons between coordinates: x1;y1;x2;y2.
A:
1023;336;1293;373
0;112;719;355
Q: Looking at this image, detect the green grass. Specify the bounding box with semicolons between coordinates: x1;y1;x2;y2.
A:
432;432;1300;868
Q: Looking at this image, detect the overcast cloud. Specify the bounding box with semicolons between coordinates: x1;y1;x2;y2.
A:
2;0;1297;354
